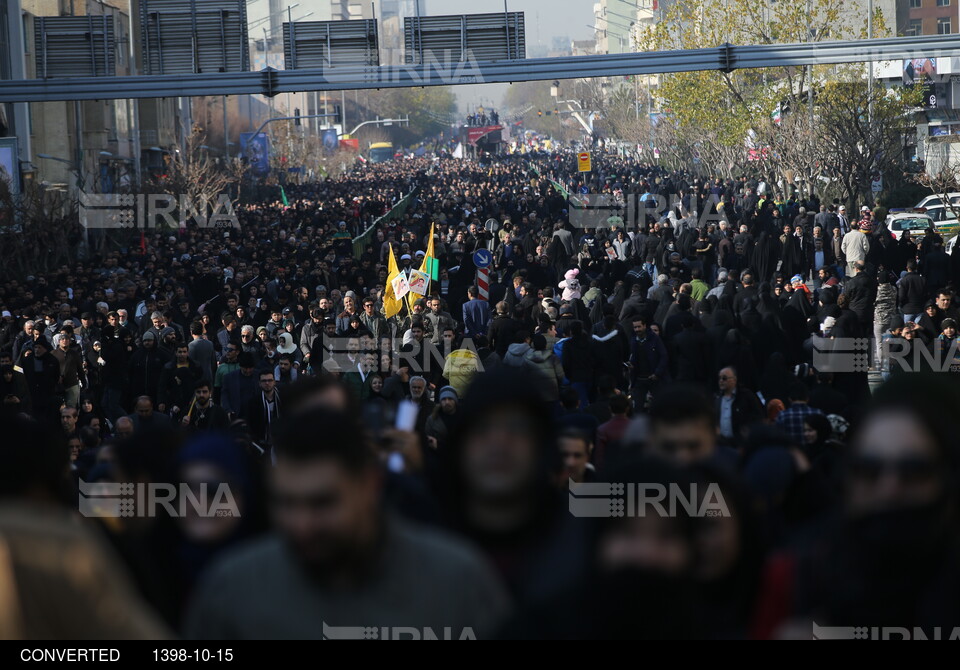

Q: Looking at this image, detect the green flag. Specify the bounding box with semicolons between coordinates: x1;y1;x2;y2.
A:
550;179;570;199
280;186;289;209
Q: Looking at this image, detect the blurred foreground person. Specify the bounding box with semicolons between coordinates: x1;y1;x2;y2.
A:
185;406;509;639
756;374;960;637
0;416;168;639
503;458;703;639
441;368;577;603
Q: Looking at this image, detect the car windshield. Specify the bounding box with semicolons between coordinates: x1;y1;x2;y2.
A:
894;218;932;231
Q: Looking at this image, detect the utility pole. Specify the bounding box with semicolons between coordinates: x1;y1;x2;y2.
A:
223;96;230;159
867;0;874;125
807;0;815;197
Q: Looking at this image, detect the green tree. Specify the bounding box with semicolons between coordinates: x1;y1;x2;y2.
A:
637;0;891;184
364;86;458;137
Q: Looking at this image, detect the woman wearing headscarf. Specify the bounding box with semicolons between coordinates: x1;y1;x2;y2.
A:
751;231;782;284
502;458;705;639
779;224;804;281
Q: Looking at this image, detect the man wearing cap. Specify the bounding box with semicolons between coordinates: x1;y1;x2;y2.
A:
265;307;285;338
77;312;100;344
937;318;960;368
837;205;850;236
53;326;85;409
706;270;729;300
299;308;325;368
425;386;460;451
308;319;339;372
158;326;180;356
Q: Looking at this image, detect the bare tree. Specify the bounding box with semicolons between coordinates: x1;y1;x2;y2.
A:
914;142;960;220
0;176;79;279
145;126;242;227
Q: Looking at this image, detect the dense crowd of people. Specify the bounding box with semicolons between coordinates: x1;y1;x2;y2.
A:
2;151;960;639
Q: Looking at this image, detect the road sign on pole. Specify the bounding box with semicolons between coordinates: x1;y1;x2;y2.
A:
473;248;493;268
578;152;592;172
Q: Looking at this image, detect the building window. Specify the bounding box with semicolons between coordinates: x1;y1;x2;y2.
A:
938;17;952;33
910;0;921;7
906;19;923;35
937;0;949;6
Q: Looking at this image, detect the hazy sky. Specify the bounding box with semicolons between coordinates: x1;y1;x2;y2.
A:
425;0;597;112
426;0;595;50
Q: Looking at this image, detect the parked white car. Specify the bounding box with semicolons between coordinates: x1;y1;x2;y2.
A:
924;204;960;224
916;193;960;209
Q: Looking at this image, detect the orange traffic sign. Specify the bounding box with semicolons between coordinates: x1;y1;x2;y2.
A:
577;152;592;172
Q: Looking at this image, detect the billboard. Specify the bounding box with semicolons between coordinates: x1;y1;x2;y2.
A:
904;58;937;86
466;125;502;146
239;132;270;177
0;137;19;195
321;128;339;154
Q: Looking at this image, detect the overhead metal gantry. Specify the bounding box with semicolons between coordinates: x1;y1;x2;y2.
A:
2;34;960;103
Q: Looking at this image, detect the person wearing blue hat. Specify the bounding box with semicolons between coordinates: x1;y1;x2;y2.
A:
425;386;460;452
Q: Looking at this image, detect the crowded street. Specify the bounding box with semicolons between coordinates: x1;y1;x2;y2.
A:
3;0;960;645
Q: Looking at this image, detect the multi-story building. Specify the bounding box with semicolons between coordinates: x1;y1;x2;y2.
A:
594;0;639;55
875;0;960;167
23;0;142;193
901;0;957;36
0;0;30;191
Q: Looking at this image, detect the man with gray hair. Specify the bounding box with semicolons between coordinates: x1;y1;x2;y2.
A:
406;375;434;434
114;415;135;440
145;311;165;343
648;274;670;300
239;324;264;361
707;269;730;299
117;309;137;337
12;320;35;362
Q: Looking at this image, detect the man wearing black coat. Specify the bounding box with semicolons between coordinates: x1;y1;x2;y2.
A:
898;260;927;322
715;366;763;447
20;337;61;420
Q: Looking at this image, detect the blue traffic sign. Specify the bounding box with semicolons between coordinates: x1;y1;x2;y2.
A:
473;248;493;268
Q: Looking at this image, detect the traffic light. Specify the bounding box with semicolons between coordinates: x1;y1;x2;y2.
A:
335;105;343;125
294;108;301;126
538;110;543;117
554;108;559;115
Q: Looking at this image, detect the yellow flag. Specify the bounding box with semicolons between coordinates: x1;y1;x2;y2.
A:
383;244;404;319
407;222;437;311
